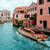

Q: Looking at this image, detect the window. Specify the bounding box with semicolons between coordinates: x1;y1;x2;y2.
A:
27;15;30;18
25;15;26;18
16;15;18;18
1;14;3;16
27;10;30;12
47;0;50;2
33;8;34;11
35;7;37;10
48;7;50;14
6;17;7;18
0;17;1;19
27;10;28;12
40;9;43;15
40;21;42;24
8;13;10;16
39;0;44;5
16;21;17;24
8;17;10;19
24;15;30;18
31;9;32;11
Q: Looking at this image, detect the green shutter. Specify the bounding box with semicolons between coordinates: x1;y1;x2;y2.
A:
1;14;3;16
35;7;36;10
16;15;18;18
0;17;1;19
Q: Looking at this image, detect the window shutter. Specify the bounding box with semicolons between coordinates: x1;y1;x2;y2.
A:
42;0;44;4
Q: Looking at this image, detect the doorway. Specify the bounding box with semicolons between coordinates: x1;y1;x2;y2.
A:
43;21;47;29
0;20;1;23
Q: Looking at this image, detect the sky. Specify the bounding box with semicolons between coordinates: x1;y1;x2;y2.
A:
0;0;37;17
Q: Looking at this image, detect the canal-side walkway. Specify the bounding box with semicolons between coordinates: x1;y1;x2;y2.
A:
31;26;50;33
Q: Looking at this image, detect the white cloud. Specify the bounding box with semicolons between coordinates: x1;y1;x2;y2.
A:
0;0;11;8
0;0;37;17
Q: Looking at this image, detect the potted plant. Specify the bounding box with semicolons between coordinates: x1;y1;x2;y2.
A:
15;19;18;22
18;20;23;24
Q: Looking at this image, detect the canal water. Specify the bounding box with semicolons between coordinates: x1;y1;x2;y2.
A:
0;22;50;50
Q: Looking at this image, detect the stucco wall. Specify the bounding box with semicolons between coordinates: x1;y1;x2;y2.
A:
37;0;50;29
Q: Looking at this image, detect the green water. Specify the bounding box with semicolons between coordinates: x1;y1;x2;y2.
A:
0;22;50;50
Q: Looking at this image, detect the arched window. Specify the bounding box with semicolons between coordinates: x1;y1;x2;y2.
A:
34;13;37;19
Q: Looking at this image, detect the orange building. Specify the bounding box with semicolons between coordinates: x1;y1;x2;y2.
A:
37;0;50;29
13;6;27;26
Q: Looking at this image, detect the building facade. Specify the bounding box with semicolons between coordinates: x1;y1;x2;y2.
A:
3;9;11;22
0;11;4;23
13;6;27;26
27;2;37;18
37;0;50;29
23;2;37;27
12;2;37;26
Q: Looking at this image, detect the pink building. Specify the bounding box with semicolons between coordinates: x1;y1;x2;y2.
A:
3;9;11;22
37;0;50;29
27;2;37;18
0;11;4;23
24;2;37;27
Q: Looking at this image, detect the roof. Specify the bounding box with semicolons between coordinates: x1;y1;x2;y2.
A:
3;9;10;13
0;10;3;12
27;1;37;9
14;6;27;12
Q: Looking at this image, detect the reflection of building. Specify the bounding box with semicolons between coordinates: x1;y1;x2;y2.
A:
0;11;4;23
37;0;50;29
3;9;11;22
13;6;27;26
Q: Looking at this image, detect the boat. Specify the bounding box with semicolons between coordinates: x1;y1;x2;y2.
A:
18;27;48;42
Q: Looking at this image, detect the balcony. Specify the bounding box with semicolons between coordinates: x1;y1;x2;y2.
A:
17;11;27;14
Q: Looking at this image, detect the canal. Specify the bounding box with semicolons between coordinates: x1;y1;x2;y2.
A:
0;22;50;50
